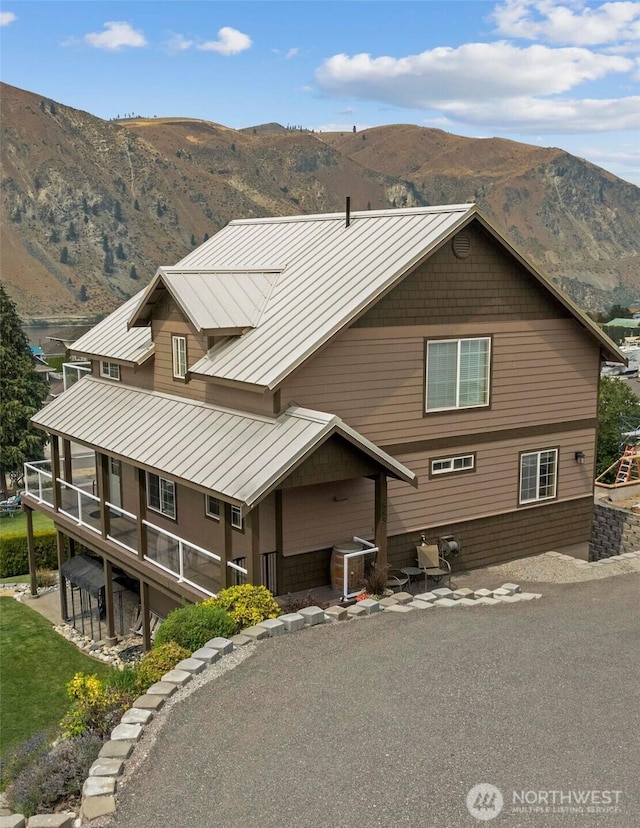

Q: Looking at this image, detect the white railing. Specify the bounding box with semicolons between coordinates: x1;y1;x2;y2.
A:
23;461;55;506
57;478;101;534
343;536;379;599
106;502;137;553
63;361;91;392
143;520;224;597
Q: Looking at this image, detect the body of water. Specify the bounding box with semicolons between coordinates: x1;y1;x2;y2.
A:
23;324;94;355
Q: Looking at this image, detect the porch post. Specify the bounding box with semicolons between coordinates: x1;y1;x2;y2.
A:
103;557;117;644
56;530;68;621
62;439;72;483
223;504;234;588
139;578;151;652
274;490;284;594
245;504;260;586
97;453;110;540
135;468;147;561
374;473;388;569
26;505;38;597
50;435;62;512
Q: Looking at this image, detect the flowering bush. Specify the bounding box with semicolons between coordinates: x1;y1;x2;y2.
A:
355;592;371;602
60;673;132;739
206;585;281;629
135;642;191;693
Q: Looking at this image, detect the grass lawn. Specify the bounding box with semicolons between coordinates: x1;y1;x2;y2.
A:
0;510;54;539
0;574;30;584
0;597;110;757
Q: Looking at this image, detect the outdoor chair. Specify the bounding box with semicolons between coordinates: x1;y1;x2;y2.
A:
416;541;452;589
386;568;410;593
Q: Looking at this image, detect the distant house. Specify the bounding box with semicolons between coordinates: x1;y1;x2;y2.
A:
22;204;621;647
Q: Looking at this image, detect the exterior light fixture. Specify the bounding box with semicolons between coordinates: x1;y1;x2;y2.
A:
575;451;586;464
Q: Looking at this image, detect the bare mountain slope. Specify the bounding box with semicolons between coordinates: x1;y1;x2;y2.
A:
2;83;639;319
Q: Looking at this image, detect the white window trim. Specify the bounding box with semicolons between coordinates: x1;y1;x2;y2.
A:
519;449;558;504
100;361;121;381
172;335;187;379
431;455;475;475
230;505;243;530
205;495;220;520
425;337;491;412
146;472;176;519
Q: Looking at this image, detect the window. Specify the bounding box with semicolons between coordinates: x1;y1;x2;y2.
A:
431;455;475;475
171;335;187;379
230;505;243;530
100;361;120;380
425;337;490;411
519;449;558;504
146;472;176;519
205;495;220;520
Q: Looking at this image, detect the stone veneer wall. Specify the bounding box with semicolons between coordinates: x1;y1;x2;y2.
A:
589;501;640;560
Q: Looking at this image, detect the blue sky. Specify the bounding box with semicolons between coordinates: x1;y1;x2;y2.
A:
1;1;639;184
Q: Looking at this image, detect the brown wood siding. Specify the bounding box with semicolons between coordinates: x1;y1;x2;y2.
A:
282;477;375;555
354;222;568;327
150;295;208;400
120;363;154;390
387;496;593;572
204;382;276;415
278;436;381;489
281;319;599;445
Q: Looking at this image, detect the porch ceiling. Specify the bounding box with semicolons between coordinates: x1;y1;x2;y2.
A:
31;376;416;510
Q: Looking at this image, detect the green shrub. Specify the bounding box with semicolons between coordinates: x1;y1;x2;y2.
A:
0;731;50;790
0;531;58;578
135;642;191;693
208;584;281;629
36;568;57;588
153;602;237;652
102;665;139;696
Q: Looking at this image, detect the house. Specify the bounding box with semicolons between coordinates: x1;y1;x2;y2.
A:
22;204;621;648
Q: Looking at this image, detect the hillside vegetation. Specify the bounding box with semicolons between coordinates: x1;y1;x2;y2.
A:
1;82;639;318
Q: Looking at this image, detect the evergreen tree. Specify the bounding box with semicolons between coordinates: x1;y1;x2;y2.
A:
134;199;140;211
115;243;126;260
114;200;123;222
66;222;78;241
129;265;138;280
78;285;88;302
102;234;110;253
49;229;60;244
203;233;209;242
190;233;196;246
0;285;49;494
103;249;115;275
60;246;69;264
597;377;640;477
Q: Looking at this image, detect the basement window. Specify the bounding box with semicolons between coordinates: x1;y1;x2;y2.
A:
431;455;475;476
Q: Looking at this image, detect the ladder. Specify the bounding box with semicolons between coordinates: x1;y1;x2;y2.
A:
615;445;637;483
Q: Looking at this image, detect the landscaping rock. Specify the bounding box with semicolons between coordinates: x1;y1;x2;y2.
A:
81;796;116;821
392;592;414;605
475;597;500;606
120;708;153;725
492;588;511;598
83;776;116;797
161;669;193;686
204;637;234;654
453;588;475;600
241;625;269;641
258;618;286;637
414;592;437;603
89;758;124;777
133;694;165;711
434;598;458;607
408;599;435;609
456;598;477;607
229;634;252;647
384;604;413;613
98;740;135;760
278;612;305;631
519;593;543;600
347;604;368;618
145;681;176;697
357;598;381;615
174;658;206;674
110;723;143;742
27;816;74;828
473;589;493;599
191;647;221;664
500;583;522;595
298;606;325;626
0;815;25;828
324;605;348;622
431;587;453;599
378;596;399;608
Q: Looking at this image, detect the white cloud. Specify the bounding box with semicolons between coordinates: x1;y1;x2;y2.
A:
286;47;299;59
314;122;371;133
84;21;147;51
198;27;252;55
492;0;640;47
164;33;193;53
0;11;16;26
316;42;632;104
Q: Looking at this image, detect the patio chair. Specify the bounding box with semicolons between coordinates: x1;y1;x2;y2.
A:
386;569;410;593
416;541;451;589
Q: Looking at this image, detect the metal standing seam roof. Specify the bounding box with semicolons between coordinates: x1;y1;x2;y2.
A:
129;268;280;333
71;292;153;365
179;205;477;388
31;376;416;509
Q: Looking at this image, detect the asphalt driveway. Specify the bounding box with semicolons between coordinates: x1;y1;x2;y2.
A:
108;575;640;828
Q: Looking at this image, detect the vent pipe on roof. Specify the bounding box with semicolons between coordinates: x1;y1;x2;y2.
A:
345;196;351;228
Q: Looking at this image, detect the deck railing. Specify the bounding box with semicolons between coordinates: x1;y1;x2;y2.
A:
58;479;101;535
23;461;54;507
106;502;138;553
62;362;91;392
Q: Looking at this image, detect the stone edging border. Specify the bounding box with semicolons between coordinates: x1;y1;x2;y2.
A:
548;550;640;566
78;581;540;824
